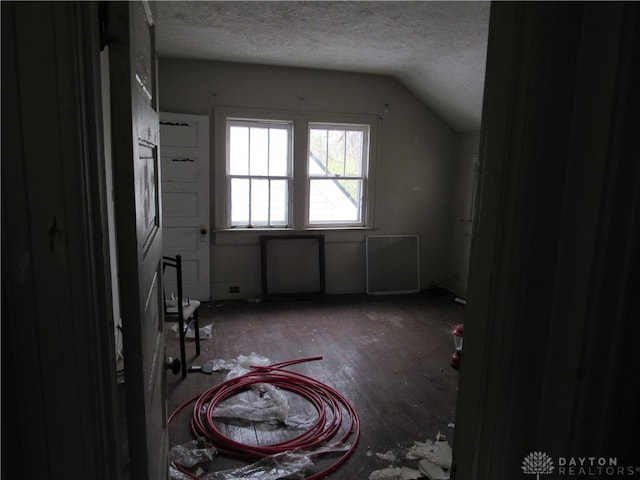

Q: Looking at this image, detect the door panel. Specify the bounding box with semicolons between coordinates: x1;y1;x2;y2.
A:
137;142;160;252
160;120;199;146
162;191;199;216
160;113;211;300
108;2;168;479
161;157;199;182
164;226;201;250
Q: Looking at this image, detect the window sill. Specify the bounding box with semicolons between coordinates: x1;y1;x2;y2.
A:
213;226;376;233
212;226;378;245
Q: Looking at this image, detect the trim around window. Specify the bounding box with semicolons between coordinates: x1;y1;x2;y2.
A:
226;118;293;228
213;106;378;231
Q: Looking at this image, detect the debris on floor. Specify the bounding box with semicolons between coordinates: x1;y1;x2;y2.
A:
369;434;452;480
170;465;196;480
170;450;315;480
376;450;397;462
180;352;273;378
205;450;315;480
172;323;213;339
169;439;217;478
418;458;450;480
405;438;452;467
368;466;423;480
210;380;317;428
405;437;452;480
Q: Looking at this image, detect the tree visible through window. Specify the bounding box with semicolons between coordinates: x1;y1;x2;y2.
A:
308;123;368;225
219;110;375;230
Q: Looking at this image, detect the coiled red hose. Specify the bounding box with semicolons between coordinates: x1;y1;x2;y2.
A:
168;356;360;480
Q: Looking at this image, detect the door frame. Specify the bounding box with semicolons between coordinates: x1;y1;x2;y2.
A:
2;2;121;479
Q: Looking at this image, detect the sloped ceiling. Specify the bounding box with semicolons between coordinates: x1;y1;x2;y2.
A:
155;1;490;132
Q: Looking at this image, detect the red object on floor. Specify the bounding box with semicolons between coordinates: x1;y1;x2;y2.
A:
451;324;464;369
168;356;360;480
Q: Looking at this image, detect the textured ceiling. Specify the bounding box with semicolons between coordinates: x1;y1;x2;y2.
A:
155;1;490;132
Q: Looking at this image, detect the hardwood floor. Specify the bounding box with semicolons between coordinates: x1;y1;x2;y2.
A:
166;291;464;479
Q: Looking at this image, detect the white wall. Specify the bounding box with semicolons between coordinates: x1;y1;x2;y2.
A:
158;58;465;300
444;131;481;298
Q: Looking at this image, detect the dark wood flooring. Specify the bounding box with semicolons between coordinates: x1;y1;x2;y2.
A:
166;291;464;479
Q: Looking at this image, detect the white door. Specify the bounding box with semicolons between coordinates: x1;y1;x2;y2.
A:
160;113;211;301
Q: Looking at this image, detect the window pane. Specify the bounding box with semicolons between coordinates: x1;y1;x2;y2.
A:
230;178;249;225
270;179;288;225
229;126;249;175
327;130;345;176
250;178;269;226
269;128;288;176
345;130;363;176
309;129;327;174
249;127;269;176
227;119;293;228
309;178;362;224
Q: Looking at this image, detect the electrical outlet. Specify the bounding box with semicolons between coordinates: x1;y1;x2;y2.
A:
229;286;239;294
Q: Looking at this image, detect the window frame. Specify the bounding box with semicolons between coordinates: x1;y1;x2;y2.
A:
307;122;370;227
225;118;294;228
214;107;378;231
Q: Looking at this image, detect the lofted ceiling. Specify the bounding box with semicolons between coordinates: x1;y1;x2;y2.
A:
155;1;490;132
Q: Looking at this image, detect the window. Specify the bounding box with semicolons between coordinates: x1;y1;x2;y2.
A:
227;120;292;227
308;123;369;225
215;108;377;230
